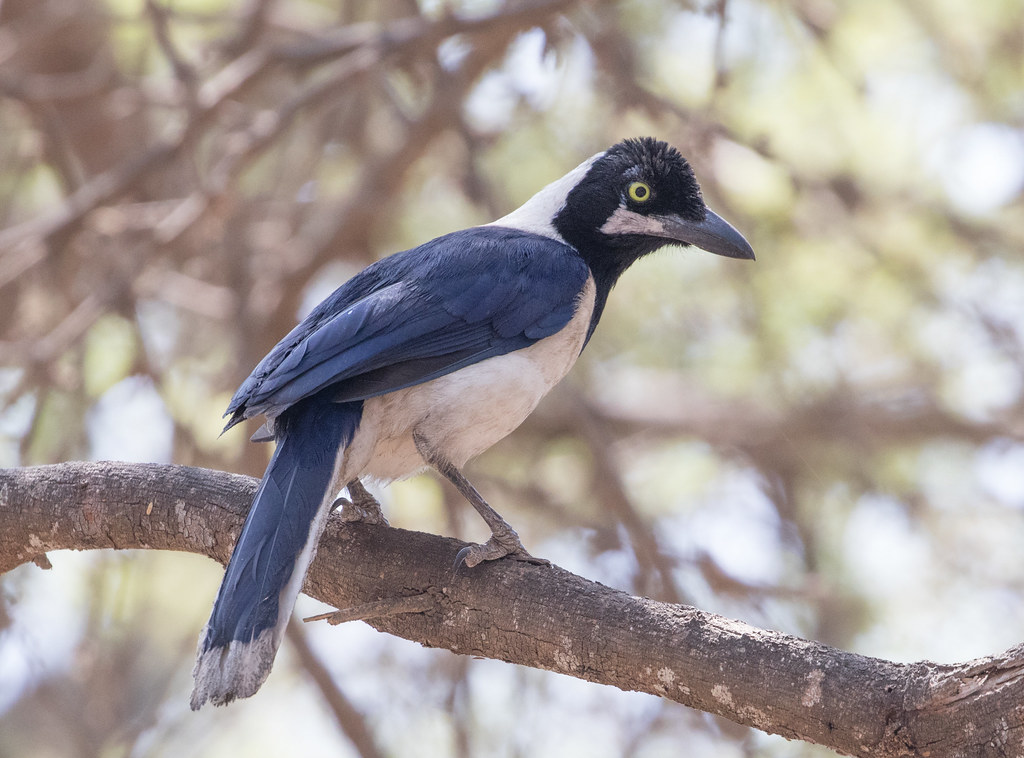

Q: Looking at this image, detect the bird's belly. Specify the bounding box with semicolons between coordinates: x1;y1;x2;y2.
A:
360;352;554;480
344;277;596;483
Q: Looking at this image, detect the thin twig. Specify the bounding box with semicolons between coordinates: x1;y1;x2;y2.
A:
285;619;387;758
303;592;436;625
568;390;686;603
144;0;198;88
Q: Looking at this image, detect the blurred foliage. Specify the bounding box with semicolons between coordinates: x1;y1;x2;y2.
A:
1;0;1023;756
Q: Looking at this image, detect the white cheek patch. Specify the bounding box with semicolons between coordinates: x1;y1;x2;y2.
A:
599;206;668;237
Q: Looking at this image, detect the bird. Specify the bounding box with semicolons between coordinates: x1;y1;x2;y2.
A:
190;136;754;709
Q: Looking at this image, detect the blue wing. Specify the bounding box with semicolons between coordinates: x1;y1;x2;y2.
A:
225;226;591;429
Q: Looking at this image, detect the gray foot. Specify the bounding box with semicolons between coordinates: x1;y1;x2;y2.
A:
335;480;389;526
455;524;550;569
410;431;548;569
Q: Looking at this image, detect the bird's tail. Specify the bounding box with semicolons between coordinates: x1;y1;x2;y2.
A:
191;397;362;709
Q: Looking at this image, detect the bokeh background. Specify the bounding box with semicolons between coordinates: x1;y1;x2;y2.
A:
1;0;1023;756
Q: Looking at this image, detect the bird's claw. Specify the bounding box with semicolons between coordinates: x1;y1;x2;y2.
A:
453;531;550;570
333;497;390;526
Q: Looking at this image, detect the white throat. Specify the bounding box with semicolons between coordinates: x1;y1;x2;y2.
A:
485;152;604;242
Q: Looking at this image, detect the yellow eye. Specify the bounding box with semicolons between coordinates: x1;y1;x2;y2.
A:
627;181;652;203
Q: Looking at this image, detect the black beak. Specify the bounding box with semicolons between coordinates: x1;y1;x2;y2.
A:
661;208;755;260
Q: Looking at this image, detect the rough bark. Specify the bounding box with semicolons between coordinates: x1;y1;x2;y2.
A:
1;461;1022;758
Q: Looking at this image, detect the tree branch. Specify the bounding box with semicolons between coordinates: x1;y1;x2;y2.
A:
1;461;1021;757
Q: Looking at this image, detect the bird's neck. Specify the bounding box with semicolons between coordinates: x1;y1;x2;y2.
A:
572;234;660;348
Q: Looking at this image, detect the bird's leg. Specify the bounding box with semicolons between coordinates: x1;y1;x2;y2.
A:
334;478;389;526
413;432;549;568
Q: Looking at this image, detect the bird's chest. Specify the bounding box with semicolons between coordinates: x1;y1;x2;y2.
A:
346;277;596;482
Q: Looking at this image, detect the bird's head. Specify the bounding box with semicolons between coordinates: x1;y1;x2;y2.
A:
497;137;754;283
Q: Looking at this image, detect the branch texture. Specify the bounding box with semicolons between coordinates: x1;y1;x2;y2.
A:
1;462;1022;758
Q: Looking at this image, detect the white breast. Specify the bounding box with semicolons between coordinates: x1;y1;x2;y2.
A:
340;276;597;483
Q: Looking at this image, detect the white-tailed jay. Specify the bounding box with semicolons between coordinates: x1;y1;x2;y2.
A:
191;137;754;708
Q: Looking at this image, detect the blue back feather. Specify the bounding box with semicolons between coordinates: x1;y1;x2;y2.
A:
224;227;590;428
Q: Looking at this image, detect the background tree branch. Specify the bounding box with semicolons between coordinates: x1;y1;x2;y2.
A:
2;461;1022;758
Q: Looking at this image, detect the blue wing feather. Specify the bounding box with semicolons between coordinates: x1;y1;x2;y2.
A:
225;227;589;427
